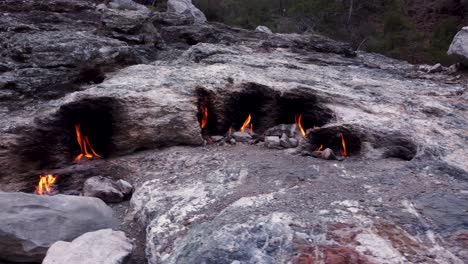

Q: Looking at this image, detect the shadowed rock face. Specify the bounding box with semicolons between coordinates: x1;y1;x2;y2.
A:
0;1;467;264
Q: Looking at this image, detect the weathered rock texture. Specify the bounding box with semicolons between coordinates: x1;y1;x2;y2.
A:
448;26;468;65
83;176;133;203
167;0;207;24
43;229;133;264
0;1;467;264
0;192;115;262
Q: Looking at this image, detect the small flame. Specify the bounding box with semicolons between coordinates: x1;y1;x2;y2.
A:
35;174;57;195
295;114;306;137
340;133;347;156
200;98;208;129
74;124;101;162
240;114;253;133
317;144;323;151
228;127;233;137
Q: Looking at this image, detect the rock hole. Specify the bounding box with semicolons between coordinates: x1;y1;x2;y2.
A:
307;125;362;156
74;67;106;85
373;133;417;161
197;84;335;136
17;97;122;170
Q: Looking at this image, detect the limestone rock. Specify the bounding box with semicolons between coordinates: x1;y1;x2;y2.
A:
428;63;443;73
321;148;336;160
116;179;134;196
448;26;468;65
232;131;252;143
167;0;207;24
43;229;133;264
255;25;273;34
108;0;150;12
265;136;281;149
0;192;115;262
280;133;292;148
84;176;133;203
99;7;161;46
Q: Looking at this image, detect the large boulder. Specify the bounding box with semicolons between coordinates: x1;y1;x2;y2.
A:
43;229;133;264
0;192;116;262
167;0;207;24
448;26;468;65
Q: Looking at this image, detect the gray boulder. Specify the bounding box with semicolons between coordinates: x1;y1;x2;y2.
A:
0;192;115;262
448;26;468;65
167;0;207;24
255;25;272;34
108;0;150;12
83;176;133;203
43;229;133;264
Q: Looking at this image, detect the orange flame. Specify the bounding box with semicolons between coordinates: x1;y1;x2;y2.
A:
200;98;208;129
240;114;253;133
74;124;101;162
317;144;323;151
340;133;347;156
35;174;57;195
295;114;306;137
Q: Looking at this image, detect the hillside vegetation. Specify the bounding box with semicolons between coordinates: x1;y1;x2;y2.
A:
190;0;468;64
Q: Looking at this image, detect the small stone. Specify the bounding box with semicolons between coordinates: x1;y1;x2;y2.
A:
448;63;459;74
428;63;443;73
255;25;272;34
232;131;252;142
265;124;297;138
265;136;281;149
321;148;336;160
229;138;236;145
289;138;299;148
280;133;292;148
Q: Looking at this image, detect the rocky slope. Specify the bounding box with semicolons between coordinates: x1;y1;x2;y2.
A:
0;1;467;264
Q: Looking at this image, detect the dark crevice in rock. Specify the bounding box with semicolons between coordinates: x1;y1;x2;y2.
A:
372;133;418;161
307;125;362;156
197;84;335;136
15;97;123;171
74;67;106;85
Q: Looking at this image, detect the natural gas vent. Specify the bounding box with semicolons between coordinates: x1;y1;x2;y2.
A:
197;84;335;136
74;67;106;85
307;125;362;157
17;97;122;170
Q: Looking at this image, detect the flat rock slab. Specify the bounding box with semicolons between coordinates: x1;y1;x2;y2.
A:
0;192;116;262
43;229;133;264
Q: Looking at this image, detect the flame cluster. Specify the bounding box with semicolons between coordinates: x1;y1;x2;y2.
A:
240;114;253;133
35;174;57;195
74;124;101;162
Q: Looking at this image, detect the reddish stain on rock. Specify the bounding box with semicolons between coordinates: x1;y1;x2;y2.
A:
322;246;373;264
